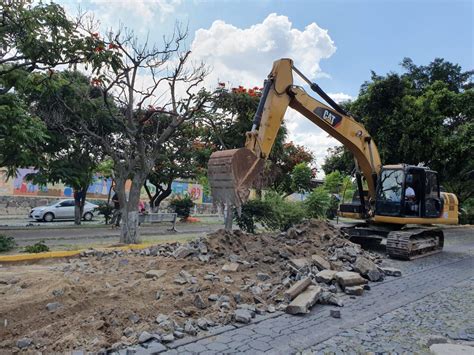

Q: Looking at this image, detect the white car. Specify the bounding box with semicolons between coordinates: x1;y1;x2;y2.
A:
29;199;99;222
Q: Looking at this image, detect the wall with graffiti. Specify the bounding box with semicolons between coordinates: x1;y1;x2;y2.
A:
0;168;212;204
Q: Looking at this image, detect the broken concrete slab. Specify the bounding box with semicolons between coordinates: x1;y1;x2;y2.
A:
222;262;240;272
145;270;167;279
234;309;252;323
381;267;402;277
256;272;270;281
315;269;338;283
193;294;208;309
46;302;62;312
16;338;32;349
286;285;322;315
344;285;364;296
284;277;312;302
311;254;331;270
319;291;344;307
172;246;194;259
430;344;474;355
184;320;198;335
289;258;309;270
353;257;383;281
335;271;368;288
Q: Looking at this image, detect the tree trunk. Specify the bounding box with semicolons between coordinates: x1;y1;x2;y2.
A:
74;204;81;225
118;173;147;244
121;210;140;244
151;183;173;212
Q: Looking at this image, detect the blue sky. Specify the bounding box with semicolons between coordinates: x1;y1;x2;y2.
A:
59;0;473;168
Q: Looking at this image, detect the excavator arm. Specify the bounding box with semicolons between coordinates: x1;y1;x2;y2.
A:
208;58;382;210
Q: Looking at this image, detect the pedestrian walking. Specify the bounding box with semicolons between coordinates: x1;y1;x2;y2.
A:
110;190;121;228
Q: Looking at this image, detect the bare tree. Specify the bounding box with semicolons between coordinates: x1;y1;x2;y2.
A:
75;25;209;243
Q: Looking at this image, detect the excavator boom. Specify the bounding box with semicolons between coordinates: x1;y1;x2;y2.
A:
207;58;456;261
208;58;381;209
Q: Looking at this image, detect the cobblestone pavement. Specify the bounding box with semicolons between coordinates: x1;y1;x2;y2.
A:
124;227;474;354
307;278;474;354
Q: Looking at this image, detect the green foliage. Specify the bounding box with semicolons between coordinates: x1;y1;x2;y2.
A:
169;195;195;218
290;163;313;195
234;199;278;233
263;191;306;231
0;235;16;253
459;198;474;225
200;87;314;193
24;241;49;253
0;92;50;176
235;191;306;233
270;142;314;195
324;58;473;201
96;202;114;223
323;171;343;193
322;146;354;176
1;2;122;79
304;187;332;219
341;176;355;199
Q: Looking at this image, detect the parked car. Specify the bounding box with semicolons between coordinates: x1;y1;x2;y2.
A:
29;199;99;222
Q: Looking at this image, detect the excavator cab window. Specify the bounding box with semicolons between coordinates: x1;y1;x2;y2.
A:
375;168;404;216
403;171;422;216
424;171;442;217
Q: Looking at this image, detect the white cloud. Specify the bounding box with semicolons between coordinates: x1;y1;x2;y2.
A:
189;14;347;174
328;92;353;103
88;0;181;29
190;13;336;88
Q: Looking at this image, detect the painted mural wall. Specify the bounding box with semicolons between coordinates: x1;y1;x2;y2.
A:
0;168;212;204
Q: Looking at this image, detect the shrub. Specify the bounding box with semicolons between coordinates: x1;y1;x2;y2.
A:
234;199;278;233
0;235;16;252
24;241;49;253
169;195;194;218
264;191;306;231
96;202;114;224
459;198;474;225
304;186;332;219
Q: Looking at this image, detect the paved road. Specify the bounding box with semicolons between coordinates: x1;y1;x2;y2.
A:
121;227;474;354
0;218;223;248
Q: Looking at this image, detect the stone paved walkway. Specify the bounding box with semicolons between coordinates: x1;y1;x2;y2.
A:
122;227;474;355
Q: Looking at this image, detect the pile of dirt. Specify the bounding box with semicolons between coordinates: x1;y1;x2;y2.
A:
0;220;398;353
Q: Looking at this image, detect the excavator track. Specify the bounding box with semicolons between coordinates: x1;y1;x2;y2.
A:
386;228;444;260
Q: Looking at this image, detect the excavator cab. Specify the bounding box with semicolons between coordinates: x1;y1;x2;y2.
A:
374;165;443;219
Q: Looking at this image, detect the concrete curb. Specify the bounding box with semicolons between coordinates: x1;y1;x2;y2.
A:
0;243;152;263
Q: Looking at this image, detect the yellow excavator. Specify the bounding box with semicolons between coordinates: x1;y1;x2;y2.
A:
208;58;458;260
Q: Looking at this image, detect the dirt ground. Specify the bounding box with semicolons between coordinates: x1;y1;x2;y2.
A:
0;220;379;352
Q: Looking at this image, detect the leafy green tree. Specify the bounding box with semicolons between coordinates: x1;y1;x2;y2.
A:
289;163;313;196
48;27;209;244
0;91;49;174
323;171;343;194
145;122;209;211
322;146;354;176
201;86;315;194
1;2;116;92
304;186;332;219
1;2;119;224
325;58;473;202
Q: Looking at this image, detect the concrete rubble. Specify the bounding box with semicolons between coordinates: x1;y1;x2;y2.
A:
286;285;322;314
1;219;405;353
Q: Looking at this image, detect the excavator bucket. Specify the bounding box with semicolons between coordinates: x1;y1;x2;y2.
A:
208;148;264;208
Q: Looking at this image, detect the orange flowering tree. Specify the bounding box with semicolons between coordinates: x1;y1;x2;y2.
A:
198;83;315;195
